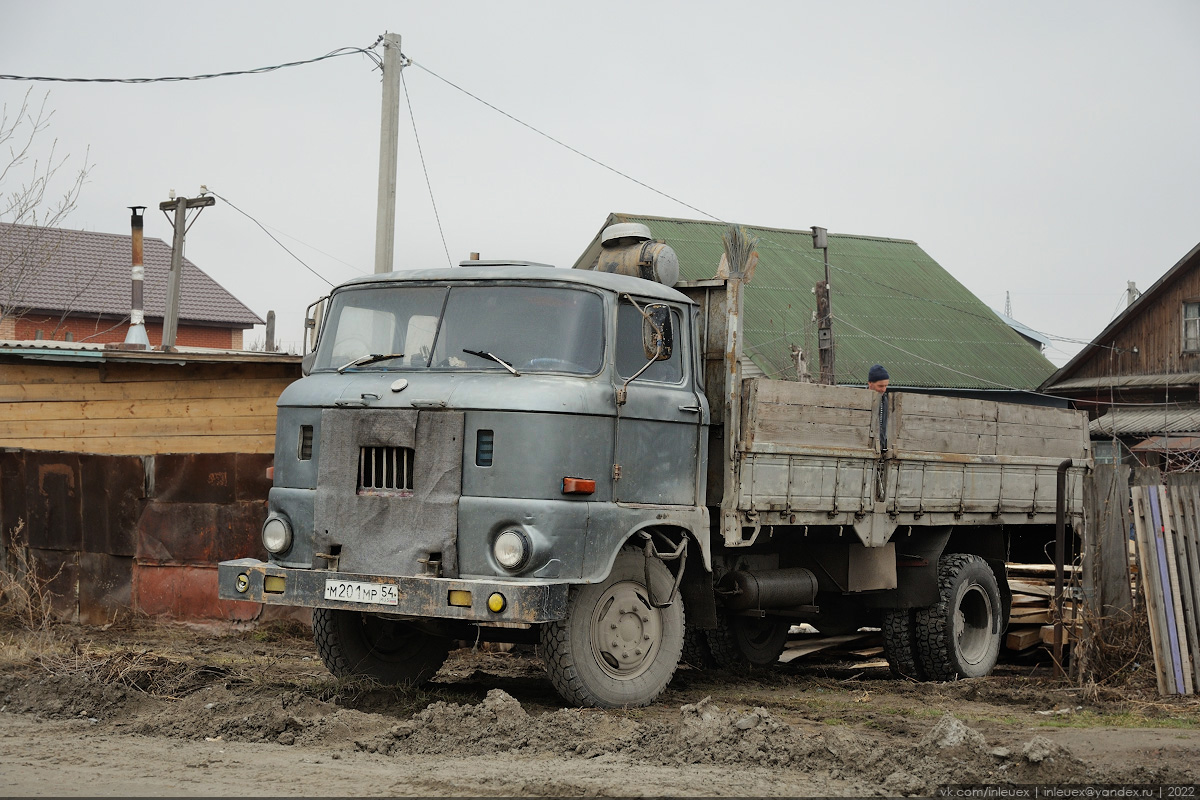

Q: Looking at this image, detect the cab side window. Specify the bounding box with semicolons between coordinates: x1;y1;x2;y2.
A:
616;302;683;384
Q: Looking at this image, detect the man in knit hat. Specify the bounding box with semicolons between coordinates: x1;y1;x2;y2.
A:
867;364;890;394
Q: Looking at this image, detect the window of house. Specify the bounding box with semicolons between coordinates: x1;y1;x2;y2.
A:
1185;302;1200;352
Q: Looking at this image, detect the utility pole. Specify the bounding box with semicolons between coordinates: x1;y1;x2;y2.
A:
374;32;403;274
158;193;216;349
812;226;835;385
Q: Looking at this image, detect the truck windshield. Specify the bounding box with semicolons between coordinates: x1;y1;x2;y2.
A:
312;285;604;375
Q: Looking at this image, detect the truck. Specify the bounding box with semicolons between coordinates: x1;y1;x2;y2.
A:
218;223;1091;708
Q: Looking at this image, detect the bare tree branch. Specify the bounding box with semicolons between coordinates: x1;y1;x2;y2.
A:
0;88;94;331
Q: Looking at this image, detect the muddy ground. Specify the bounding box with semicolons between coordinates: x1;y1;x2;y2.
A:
1;620;1198;797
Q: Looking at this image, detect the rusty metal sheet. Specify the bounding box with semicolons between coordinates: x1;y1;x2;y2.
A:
217;500;268;562
0;450;28;546
23;452;82;552
151;453;237;505
235;452;273;502
78;454;144;556
78;553;133;625
134;563;259;621
28;548;80;621
136;500;264;565
136;501;221;564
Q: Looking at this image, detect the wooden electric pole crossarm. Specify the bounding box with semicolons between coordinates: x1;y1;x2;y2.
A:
157;196;216;213
159;194;217;350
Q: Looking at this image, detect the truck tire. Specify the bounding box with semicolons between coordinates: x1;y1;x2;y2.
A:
313;608;451;685
541;547;684;708
882;609;926;679
680;628;717;669
914;553;1003;680
705;613;790;668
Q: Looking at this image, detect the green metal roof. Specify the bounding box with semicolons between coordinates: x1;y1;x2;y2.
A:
574;214;1056;390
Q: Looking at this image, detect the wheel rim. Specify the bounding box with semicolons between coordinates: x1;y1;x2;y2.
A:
589;580;662;680
953;584;995;666
738;617;779;648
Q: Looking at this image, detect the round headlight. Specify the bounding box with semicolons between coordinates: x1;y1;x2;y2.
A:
493;529;530;571
262;517;293;554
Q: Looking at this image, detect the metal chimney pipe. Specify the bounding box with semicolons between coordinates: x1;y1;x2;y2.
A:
123;206;150;348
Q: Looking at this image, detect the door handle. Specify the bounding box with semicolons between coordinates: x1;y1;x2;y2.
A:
678;404;701;413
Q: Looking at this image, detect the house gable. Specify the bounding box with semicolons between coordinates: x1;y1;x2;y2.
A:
1041;240;1200;390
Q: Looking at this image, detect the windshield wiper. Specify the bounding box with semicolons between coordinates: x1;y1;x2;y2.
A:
462;348;520;376
337;353;405;373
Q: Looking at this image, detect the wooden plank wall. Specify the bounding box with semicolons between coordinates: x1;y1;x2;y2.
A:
0;359;300;455
740;379;878;455
1130;483;1200;695
890;393;1090;460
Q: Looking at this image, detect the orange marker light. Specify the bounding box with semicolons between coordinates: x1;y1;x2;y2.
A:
265;466;275;480
562;477;596;495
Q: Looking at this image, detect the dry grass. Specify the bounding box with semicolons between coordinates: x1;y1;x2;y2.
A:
1074;584;1160;700
0;520;60;632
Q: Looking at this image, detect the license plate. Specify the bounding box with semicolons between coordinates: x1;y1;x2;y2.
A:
324;579;399;606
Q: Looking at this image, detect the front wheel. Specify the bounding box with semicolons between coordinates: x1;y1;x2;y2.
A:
914;553;1003;680
313;608;451;685
541;547;685;708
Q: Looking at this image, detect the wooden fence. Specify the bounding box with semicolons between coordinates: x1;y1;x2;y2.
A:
1130;480;1200;695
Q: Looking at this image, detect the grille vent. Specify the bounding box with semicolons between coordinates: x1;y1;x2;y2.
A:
476;429;494;467
298;426;314;460
358;446;414;495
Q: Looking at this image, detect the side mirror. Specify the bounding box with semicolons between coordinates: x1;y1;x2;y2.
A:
642;304;673;361
304;296;327;354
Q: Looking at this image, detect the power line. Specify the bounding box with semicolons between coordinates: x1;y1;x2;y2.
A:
406;58;722;223
206;191;336;287
0;44;383;83
400;67;453;268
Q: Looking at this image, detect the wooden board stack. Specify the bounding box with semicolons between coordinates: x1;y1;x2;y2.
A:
1004;564;1081;653
1130;485;1200;696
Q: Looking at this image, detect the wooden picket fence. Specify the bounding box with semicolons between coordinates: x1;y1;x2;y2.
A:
1130;484;1200;695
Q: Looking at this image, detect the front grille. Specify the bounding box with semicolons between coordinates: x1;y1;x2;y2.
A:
358;446;414;495
298;425;314;460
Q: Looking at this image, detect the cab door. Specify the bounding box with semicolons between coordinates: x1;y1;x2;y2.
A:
612;300;704;505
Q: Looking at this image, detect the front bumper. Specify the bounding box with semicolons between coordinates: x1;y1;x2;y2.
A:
218;558;569;623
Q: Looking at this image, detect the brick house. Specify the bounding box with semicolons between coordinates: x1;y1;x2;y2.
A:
0;221;262;348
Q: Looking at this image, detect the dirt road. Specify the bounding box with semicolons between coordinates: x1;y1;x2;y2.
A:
1;621;1197;796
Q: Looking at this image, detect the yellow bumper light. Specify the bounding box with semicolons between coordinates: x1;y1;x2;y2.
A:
487;593;507;613
263;575;286;594
448;590;472;607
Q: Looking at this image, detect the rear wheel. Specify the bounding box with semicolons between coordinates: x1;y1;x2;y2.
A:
914;553;1003;680
882;608;926;679
541;547;684;708
705;613;790;668
312;608;451;685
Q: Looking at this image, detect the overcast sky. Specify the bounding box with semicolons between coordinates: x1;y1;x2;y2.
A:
2;1;1197;365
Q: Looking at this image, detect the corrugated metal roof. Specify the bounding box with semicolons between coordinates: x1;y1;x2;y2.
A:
1130;435;1200;453
1089;404;1200;436
574;214;1055;389
0;339;298;364
1050;372;1200;391
0;222;263;326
